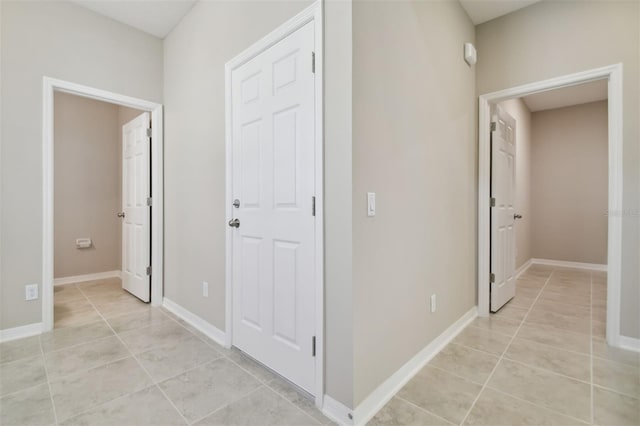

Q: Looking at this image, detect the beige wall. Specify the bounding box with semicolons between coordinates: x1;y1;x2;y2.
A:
476;0;639;338
0;1;163;330
352;0;476;406
531;101;608;264
499;99;532;270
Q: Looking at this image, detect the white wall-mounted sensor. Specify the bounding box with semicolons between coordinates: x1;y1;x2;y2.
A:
76;238;92;249
464;42;477;66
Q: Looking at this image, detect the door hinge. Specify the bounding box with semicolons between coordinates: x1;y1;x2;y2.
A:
146;266;152;276
490;122;496;132
490;273;495;283
311;52;315;73
147;197;152;206
312;336;316;357
146;128;152;138
312;196;316;216
490;197;496;207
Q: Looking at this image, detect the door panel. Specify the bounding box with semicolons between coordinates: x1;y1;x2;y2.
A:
230;21;315;393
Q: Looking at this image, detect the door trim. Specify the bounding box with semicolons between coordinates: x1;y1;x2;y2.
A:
42;76;164;332
224;0;324;407
478;63;624;347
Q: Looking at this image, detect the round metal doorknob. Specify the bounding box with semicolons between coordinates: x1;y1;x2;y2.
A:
228;218;240;228
514;214;523;220
117;212;125;218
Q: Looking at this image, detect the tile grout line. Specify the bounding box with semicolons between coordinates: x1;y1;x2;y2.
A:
37;334;60;426
394;395;457;426
187;384;268;425
458;268;556;426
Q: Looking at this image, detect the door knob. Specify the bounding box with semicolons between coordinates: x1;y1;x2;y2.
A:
228;219;240;228
117;212;125;218
514;214;523;220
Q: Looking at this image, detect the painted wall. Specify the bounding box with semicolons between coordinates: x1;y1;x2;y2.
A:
0;1;163;330
476;0;639;339
352;0;476;406
499;99;532;270
531;101;608;264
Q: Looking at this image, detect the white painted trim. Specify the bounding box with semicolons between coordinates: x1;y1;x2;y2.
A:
353;306;478;426
42;77;164;333
322;395;353;426
0;322;43;343
515;259;533;278
530;258;607;272
618;336;640;353
162;298;227;347
224;0;325;406
478;64;624;349
53;270;121;286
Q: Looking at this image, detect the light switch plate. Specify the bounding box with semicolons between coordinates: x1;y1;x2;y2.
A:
367;192;376;217
202;282;209;298
430;294;437;313
25;284;38;301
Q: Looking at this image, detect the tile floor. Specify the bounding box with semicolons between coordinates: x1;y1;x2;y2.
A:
370;265;640;426
0;278;332;426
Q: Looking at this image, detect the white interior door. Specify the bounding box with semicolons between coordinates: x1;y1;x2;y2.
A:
230;21;316;393
490;106;517;312
121;112;151;302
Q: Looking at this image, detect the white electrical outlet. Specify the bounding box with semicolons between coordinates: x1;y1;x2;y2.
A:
202;282;209;298
25;284;39;301
430;294;436;313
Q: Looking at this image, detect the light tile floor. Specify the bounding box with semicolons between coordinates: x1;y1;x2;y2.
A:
370;265;640;426
0;278;332;426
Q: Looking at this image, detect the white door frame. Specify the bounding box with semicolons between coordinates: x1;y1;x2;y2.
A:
478;63;624;347
42;77;164;332
224;1;324;407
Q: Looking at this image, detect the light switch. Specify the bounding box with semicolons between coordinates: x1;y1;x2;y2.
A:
367;192;376;217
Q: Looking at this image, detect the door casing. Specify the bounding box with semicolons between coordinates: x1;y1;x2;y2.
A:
42;77;164;331
224;0;324;407
477;64;624;347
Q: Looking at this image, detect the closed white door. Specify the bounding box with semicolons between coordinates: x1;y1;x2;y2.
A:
121;112;151;302
490;106;517;312
230;21;316;393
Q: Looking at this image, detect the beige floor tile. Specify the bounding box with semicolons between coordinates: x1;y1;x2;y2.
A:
397;365;482;424
76;278;121;293
50;356;152;422
119;321;193;354
592;338;640;366
538;289;591;307
463;387;586;426
470;317;521;337
159;357;261;423
137;335;222;382
54;302;102;328
491;304;528;322
531;299;590;319
593;357;640;397
516;285;542;299
59;386;186;426
516;279;546;290
0;336;41;365
453;326;512;356
592;320;606;338
267;376;328;424
194;386;317;425
508;295;537;309
593;386;640;426
429;343;499;384
592;306;606;322
0;355;47;397
227;348;279;383
54;284;85;303
487;359;590;421
525;309;590;335
107;308;172;334
0;383;55;426
516;323;590;354
369;396;451;426
504;338;590;381
44;336;130;380
95;297;150;319
40;320;113;353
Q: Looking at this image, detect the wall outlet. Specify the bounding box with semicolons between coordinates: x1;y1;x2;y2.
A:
430;294;436;313
25;284;39;301
202;281;209;298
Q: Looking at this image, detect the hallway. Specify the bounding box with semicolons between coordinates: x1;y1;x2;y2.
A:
371;265;639;425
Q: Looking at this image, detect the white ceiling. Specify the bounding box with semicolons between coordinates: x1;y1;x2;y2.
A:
522;80;608;112
71;0;197;39
459;0;541;25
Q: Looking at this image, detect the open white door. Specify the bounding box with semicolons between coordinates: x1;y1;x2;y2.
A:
121;112;151;302
490;106;517;312
229;21;316;393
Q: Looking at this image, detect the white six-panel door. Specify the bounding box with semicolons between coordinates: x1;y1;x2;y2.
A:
490;106;517;312
230;21;316;393
121;112;151;302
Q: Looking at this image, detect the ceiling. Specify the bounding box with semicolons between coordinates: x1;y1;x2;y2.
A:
459;0;541;25
521;80;608;112
71;0;197;38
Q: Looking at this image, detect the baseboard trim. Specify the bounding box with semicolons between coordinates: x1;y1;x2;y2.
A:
162;297;227;347
530;258;607;271
515;259;533;278
0;322;43;343
322;394;353;426
353;306;478;425
618;335;640;353
54;270;121;286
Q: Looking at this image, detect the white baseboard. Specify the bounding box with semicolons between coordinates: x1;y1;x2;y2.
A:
530;258;607;271
162;297;227;347
515;259;533;278
54;270;121;286
618;335;640;353
0;322;43;343
322;394;353;426
353;306;478;425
